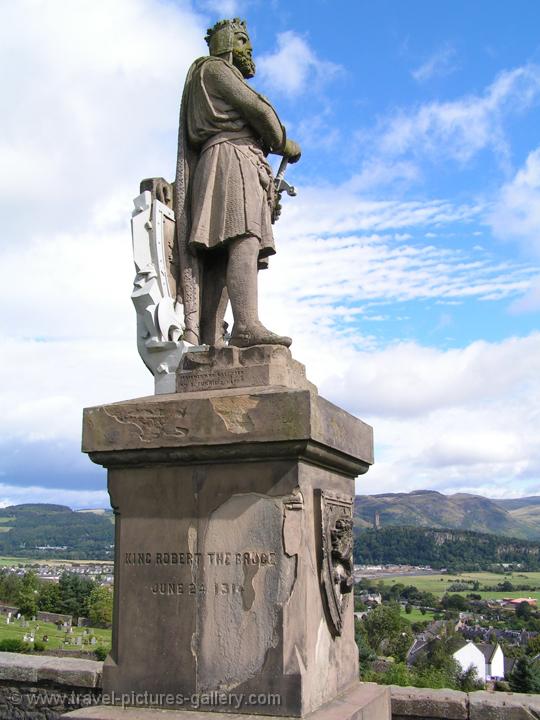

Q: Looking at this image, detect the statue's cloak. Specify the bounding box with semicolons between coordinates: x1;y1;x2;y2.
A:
174;59;204;345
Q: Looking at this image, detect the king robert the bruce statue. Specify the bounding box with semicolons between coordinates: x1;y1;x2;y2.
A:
146;18;301;351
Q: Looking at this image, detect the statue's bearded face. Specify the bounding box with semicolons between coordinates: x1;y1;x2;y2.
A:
232;31;255;78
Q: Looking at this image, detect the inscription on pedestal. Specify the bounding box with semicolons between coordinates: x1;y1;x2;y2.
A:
123;548;278;600
124;550;277;566
177;369;248;391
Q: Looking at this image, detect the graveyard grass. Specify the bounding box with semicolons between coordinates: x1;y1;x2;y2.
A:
0;618;111;651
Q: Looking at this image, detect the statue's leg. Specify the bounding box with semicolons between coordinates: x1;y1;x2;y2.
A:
227;236;291;348
200;248;229;347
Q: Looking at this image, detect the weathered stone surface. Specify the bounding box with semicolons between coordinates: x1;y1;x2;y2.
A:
390;685;468;719
65;682;390;719
0;652;102;688
177;346;313;394
0;681;101;720
82;387;373;475
469;690;540;719
82;385;373;717
100;460;359;716
38;656;102;688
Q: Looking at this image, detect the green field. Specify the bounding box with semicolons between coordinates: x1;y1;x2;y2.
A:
400;607;437;624
0;618;111;651
380;571;540;601
0;557;113;567
0;557;37;567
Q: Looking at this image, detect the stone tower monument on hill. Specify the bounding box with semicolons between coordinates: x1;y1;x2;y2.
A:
72;18;389;720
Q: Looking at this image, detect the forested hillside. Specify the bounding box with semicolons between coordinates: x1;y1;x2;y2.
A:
354;526;540;570
0;504;114;559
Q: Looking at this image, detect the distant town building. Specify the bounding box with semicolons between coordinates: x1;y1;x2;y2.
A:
453;641;505;682
502;597;537;608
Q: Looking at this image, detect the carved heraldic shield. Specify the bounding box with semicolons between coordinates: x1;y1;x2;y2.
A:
319;490;354;636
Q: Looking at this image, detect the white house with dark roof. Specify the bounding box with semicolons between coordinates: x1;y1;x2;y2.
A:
453;642;487;682
477;643;505;680
453;641;505;681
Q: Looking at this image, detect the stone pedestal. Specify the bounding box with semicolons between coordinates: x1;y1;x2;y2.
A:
81;348;375;718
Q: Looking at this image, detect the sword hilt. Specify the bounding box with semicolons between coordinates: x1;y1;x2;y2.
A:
274;157;297;197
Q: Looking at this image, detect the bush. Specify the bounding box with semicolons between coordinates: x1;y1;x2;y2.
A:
0;638;31;653
33;641;46;652
94;645;110;661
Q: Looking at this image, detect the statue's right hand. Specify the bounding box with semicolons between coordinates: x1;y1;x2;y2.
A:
140;177;173;208
283;139;302;164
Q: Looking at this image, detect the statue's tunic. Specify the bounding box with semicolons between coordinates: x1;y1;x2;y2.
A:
182;56;286;260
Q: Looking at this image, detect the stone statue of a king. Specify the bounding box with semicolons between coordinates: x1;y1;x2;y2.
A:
139;18;301;360
80;17;383;718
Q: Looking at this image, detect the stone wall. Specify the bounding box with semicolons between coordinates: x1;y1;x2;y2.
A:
0;651;101;719
0;653;539;719
391;685;540;719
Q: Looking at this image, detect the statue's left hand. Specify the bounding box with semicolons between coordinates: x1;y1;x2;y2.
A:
140;177;173;209
282;139;302;164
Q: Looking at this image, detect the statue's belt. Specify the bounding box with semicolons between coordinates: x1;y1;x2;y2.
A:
200;131;257;153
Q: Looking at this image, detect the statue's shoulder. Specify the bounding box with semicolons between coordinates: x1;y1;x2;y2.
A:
198;56;243;81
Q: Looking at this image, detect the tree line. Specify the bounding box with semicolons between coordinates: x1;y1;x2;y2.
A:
354;526;540;570
0;569;112;627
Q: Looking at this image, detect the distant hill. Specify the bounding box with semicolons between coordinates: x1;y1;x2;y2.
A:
355;490;540;540
0;504;114;559
354;526;540;569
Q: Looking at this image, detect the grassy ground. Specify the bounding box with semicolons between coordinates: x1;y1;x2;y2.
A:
380;571;540;600
0;557;113;567
400;607;437;624
0;618;111;651
0;557;37;567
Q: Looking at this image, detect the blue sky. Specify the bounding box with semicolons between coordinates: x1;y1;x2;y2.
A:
1;0;539;507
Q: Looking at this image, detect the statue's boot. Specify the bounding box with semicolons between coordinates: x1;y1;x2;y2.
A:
227;236;292;348
229;322;292;348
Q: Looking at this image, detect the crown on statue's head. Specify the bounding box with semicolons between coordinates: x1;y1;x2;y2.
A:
205;18;249;56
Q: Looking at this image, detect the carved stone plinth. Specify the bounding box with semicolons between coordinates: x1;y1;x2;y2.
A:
177;345;314;393
82;383;373;717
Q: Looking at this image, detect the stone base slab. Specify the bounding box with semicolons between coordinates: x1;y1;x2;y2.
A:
65;683;390;720
176;345;314;394
390;685;468;719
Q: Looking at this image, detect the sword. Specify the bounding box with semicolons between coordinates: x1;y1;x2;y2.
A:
274;157;297;197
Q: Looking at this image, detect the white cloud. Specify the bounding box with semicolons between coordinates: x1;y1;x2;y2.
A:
374;65;540;164
412;45;458;82
0;0;206;239
0;338;149;444
257;31;341;97
0;484;109;510
489;146;540;258
509;276;540;313
347;334;540;498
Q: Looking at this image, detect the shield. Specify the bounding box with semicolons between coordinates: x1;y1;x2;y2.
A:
131;191;186;393
318;490;354;636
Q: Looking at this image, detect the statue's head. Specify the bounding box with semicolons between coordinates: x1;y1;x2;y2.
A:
205;18;255;79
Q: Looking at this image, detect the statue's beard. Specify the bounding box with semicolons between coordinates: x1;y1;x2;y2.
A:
232;48;256;78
